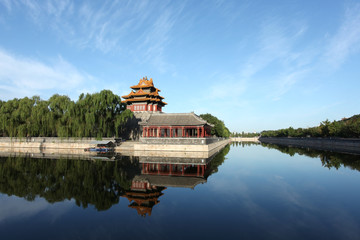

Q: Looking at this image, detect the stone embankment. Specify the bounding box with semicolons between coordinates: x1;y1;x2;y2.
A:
259;137;360;154
116;138;231;154
0;137;231;157
0;137;114;149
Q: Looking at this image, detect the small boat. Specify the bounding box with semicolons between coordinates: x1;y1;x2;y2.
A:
84;147;111;153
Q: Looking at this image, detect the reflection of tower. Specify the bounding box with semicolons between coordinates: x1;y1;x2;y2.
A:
124;176;166;217
125;157;213;217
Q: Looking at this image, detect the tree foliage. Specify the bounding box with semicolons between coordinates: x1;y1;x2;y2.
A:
200;113;230;138
261;115;360;138
230;131;260;137
0;90;133;138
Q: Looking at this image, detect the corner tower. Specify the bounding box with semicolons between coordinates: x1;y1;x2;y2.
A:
122;77;167;112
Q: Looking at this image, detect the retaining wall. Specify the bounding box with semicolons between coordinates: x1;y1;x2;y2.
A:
139;137;226;145
259;137;360;154
133;138;230;152
0;137;102;149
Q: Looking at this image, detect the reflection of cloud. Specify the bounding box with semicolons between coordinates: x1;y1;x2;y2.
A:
0;195;48;222
0;195;73;222
269;175;311;208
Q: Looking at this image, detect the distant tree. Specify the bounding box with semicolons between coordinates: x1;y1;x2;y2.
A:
260;114;360;138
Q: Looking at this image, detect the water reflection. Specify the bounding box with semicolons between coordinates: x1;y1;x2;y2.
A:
0;145;230;218
261;142;360;171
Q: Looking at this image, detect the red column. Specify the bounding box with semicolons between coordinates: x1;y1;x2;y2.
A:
182;127;185;138
201;127;204;137
197;127;200;138
158;127;160;137
142;127;146;137
170;127;173;138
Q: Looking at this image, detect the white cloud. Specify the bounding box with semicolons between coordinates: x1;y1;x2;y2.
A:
325;3;360;68
270;68;310;101
1;0;183;73
0;0;12;12
0;49;94;100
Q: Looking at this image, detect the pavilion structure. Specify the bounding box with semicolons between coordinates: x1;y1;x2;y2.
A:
122;77;214;139
140;112;213;138
121;77;167;112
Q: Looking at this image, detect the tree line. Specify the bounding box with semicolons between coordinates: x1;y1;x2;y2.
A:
0;90;133;138
200;113;230;138
261;114;360;138
230;131;260;137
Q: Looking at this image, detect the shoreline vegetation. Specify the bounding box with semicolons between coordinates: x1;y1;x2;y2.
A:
0;91;231;139
0;90;133;139
261;114;360;138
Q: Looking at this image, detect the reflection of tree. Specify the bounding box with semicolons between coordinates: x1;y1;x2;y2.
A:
261;143;360;171
0;155;139;211
207;144;230;175
231;141;260;148
0;146;231;213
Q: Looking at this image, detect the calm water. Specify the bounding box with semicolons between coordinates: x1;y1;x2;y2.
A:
1;143;360;240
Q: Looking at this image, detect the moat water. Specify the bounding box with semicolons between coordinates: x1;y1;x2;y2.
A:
1;143;360;240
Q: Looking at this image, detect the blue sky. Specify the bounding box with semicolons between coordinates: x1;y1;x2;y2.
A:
0;0;359;133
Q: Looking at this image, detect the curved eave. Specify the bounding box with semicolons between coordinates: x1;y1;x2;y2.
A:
130;85;155;90
122;98;167;104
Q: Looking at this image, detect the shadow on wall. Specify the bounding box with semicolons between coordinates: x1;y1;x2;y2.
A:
119;115;141;140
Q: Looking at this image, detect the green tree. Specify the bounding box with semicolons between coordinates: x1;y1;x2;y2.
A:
200;113;230;138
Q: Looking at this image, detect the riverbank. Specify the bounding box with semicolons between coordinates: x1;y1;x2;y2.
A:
0;137;231;157
116;138;231;158
259;137;360;154
0;137;109;149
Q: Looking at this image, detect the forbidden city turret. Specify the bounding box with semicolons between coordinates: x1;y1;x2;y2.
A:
121;77;167;112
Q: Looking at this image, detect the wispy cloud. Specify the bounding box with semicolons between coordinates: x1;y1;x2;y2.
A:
0;49;94;100
270;68;310;101
324;3;360;68
236;18;312;102
1;0;183;72
0;0;12;12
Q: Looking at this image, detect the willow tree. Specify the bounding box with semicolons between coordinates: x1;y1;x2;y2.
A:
0;90;132;138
